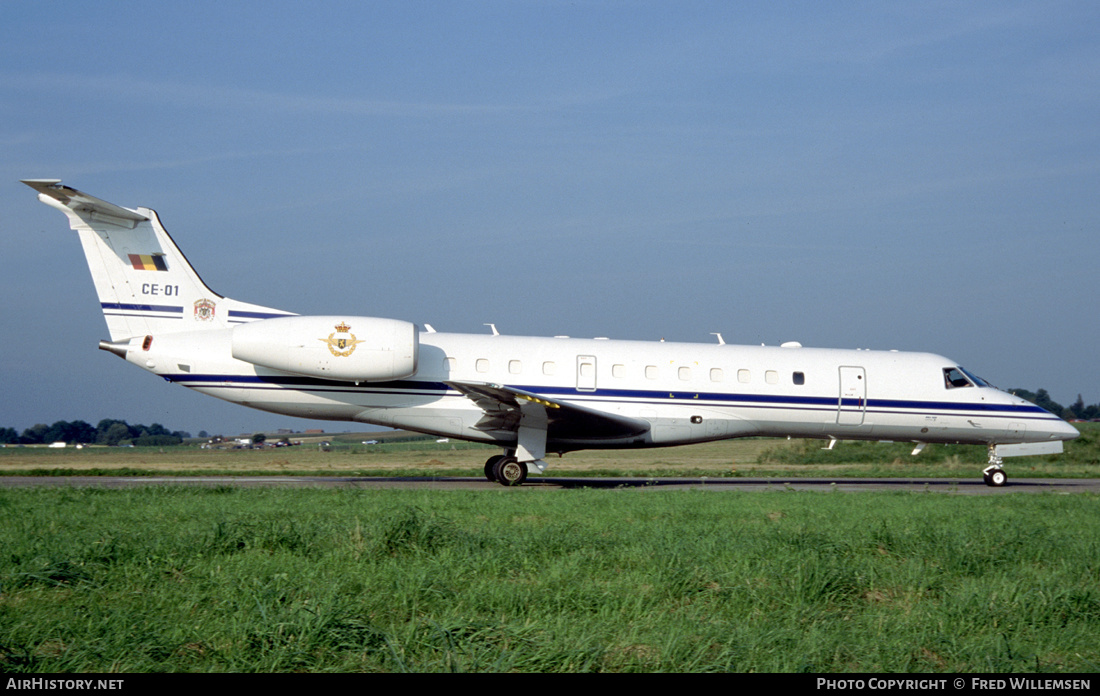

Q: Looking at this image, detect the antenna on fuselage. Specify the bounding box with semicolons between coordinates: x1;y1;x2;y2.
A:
484;323;499;336
711;333;726;345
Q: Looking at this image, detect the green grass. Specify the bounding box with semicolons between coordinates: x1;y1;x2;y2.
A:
1;486;1097;672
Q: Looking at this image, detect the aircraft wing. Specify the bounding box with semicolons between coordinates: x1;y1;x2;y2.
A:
446;381;650;442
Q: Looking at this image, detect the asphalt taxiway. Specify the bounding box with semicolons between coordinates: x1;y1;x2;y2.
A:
1;476;1097;494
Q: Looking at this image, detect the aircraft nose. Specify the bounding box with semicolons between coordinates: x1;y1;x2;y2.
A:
1004;390;1081;441
1053;418;1081;441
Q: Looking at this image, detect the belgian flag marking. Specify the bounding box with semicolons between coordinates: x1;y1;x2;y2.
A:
128;254;168;271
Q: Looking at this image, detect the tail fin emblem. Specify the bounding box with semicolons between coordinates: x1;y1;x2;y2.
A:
320;322;364;357
194;299;216;321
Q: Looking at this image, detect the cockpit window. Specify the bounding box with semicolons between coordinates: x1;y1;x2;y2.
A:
944;366;990;389
943;367;974;389
957;366;990;387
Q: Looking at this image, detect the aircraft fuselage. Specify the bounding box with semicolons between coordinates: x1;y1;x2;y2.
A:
131;328;1076;453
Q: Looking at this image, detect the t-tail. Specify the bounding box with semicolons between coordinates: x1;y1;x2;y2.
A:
22;180;291;343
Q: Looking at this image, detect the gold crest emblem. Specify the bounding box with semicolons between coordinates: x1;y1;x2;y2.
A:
320;321;364;357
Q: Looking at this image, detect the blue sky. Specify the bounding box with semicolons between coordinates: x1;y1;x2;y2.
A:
2;2;1097;436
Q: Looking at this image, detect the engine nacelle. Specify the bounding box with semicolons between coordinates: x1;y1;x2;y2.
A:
231;315;418;382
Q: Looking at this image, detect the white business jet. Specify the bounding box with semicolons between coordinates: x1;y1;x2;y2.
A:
23;180;1079;486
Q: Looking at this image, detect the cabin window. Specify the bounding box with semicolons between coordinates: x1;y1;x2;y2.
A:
509;360;522;374
444;357;456;372
678;367;691;381
710;368;723;382
646;365;658;380
476;358;489;373
612;364;625;378
738;369;750;383
793;371;805;385
765;370;778;384
579;362;594;378
543;361;556;376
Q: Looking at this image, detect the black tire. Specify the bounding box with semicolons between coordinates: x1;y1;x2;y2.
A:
493;457;527;486
484;455;506;482
987;468;1007;487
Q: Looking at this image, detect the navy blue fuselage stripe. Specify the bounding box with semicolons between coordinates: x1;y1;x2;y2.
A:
101;302;183;313
164;373;1056;419
99;304;289;319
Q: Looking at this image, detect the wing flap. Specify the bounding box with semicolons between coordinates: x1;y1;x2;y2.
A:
447;381;650;442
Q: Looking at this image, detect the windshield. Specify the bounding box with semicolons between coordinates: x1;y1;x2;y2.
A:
943;366;991;389
957;366;990;387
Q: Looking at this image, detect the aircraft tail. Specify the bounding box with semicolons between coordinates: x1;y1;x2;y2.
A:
23;180;291;341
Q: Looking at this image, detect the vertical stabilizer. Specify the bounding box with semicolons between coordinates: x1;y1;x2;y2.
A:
23;180;291;341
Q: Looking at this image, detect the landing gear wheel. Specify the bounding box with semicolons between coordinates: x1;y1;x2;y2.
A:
985;467;1007;487
984;445;1007;488
484;455;506;482
493;457;528;486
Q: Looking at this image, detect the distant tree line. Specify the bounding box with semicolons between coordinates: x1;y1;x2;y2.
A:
1010;389;1100;421
0;419;192;447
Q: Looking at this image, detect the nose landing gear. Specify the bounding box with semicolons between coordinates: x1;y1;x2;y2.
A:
983;466;1007;486
983;445;1007;486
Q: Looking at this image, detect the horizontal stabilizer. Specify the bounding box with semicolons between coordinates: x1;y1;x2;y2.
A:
22;179;148;228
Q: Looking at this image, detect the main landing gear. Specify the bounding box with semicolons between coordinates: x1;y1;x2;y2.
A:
484;453;528;486
983;445;1007;487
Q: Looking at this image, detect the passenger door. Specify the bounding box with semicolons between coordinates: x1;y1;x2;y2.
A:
837;366;866;425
